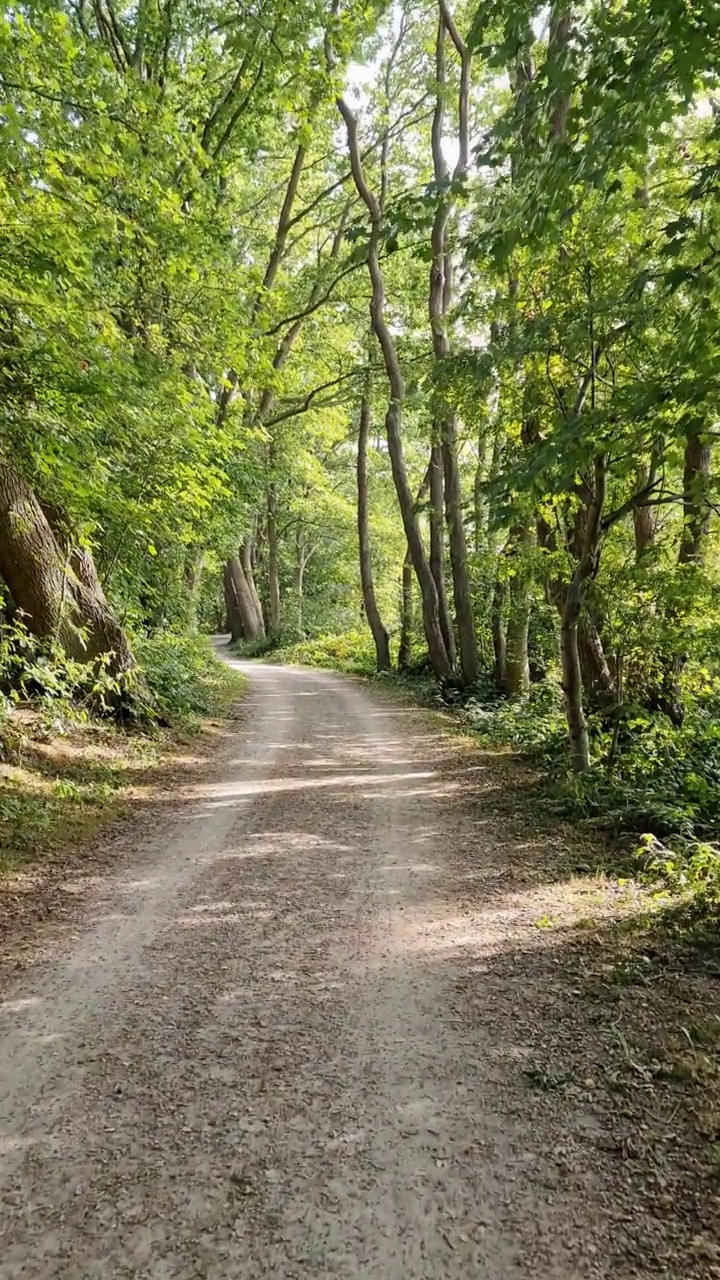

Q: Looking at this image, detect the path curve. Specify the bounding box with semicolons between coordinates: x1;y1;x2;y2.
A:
0;654;633;1277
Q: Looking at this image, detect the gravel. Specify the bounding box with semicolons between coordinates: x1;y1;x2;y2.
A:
0;656;712;1278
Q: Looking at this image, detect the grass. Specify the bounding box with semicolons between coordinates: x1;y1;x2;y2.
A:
0;638;247;880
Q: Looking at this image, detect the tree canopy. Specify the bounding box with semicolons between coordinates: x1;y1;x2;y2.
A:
2;0;720;840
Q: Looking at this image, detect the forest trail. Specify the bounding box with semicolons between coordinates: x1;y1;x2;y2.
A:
0;652;682;1278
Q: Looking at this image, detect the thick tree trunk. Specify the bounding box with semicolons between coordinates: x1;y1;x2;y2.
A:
578;612;615;707
357;386;392;671
223;563;244;644
398;545;414;672
0;456;134;674
241;533;265;637
429;440;455;666
228;554;264;642
266;484;281;640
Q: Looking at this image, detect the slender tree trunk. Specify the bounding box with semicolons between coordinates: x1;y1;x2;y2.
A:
442;418;478;685
266;483;281;640
561;576;590;773
398;545;414;672
560;456;607;771
427;14;478;687
633;468;656;559
184;548;204;635
473;430;492;555
505;600;531;697
503;523;531;697
659;427;713;723
0;456;134;674
337;90;451;678
429;440;455;666
679;429;711;566
294;526;311;639
357;383;392;671
491;575;506;688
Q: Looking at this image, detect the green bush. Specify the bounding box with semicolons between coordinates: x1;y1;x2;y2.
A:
464;682;568;759
135;633;245;722
268;629;379;676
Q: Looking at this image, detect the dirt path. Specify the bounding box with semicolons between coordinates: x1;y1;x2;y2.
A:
0;655;711;1278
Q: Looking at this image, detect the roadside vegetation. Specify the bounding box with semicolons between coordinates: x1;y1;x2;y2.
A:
0;634;245;878
1;4;719;962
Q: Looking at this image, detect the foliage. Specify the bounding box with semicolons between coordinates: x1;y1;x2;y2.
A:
464;682;568;758
268;630;380;676
135;634;246;723
0;0;719;915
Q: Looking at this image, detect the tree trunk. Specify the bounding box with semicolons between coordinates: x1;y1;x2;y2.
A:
337;88;452;680
442;417;478;686
561;576;590;773
398;545;414;672
491;575;506;688
241;532;265;637
679;428;711;566
0;456;134;675
559;455;607;771
659;427;713;723
385;404;452;676
266;483;281;640
357;384;392;671
294;527;311;639
429;440;455;666
228;554;264;642
503;524;531;698
223;563;244;643
183;548;204;635
473;430;492;555
428;18;478;687
578;611;615;707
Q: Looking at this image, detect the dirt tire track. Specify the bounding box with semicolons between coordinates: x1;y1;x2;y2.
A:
0;656;687;1277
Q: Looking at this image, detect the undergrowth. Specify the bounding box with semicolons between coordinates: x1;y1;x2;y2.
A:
0;631;246;877
255;627;720;913
239;629;380;676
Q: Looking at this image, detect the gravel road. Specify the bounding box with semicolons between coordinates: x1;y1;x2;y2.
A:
0;655;648;1278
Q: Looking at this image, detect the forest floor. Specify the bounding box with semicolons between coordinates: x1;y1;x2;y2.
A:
1;649;719;1278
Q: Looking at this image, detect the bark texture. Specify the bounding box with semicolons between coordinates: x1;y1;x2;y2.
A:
223;563;244;644
429;441;455;667
266;483;281;640
398;546;414;673
0;456;134;674
228;554;265;642
357;386;392;672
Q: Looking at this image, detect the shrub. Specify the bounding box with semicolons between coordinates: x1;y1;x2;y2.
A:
268;629;379;676
135;633;244;722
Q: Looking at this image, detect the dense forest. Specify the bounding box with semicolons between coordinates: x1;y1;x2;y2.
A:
1;0;720;863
